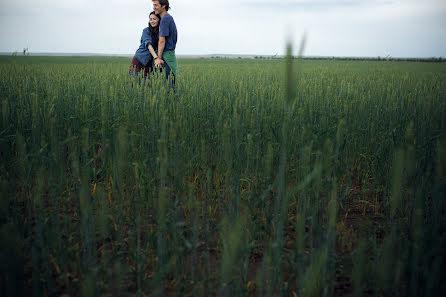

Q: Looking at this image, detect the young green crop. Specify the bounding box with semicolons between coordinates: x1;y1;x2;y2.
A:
0;56;445;296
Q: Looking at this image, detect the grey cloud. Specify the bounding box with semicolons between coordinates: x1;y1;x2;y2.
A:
241;0;395;10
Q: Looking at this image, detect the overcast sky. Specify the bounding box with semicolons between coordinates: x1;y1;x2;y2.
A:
0;0;445;57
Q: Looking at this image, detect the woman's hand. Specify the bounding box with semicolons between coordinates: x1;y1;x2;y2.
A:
155;57;164;68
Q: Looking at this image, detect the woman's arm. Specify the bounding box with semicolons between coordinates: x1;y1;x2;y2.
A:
141;29;157;60
148;44;157;59
142;29;153;53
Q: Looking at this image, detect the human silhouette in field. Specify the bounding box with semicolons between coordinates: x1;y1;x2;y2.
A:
129;11;160;77
152;0;178;85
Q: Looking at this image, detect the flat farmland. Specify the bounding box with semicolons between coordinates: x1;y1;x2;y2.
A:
0;56;445;296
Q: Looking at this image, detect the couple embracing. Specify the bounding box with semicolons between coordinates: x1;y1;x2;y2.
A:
129;0;177;85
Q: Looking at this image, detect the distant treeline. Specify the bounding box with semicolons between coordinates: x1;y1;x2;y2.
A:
208;55;445;62
299;56;445;62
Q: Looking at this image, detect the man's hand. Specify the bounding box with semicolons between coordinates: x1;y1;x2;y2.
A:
155;57;164;68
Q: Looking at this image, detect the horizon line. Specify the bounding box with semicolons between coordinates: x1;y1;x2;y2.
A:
0;52;444;59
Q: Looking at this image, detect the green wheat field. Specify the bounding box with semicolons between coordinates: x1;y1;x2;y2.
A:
0;54;445;297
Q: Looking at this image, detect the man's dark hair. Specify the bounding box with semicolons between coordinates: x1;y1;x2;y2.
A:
158;0;170;11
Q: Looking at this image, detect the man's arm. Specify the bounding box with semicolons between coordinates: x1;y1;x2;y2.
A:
155;36;166;67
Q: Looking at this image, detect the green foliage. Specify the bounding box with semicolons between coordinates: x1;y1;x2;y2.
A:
0;56;445;296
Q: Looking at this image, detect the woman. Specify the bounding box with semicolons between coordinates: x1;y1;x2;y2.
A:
129;11;160;77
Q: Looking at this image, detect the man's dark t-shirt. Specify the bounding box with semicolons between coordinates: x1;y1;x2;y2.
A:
159;14;177;51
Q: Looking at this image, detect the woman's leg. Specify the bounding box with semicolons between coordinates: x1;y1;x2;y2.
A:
129;57;144;77
144;63;154;78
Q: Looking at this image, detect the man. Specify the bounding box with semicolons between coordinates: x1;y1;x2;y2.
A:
153;0;178;84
